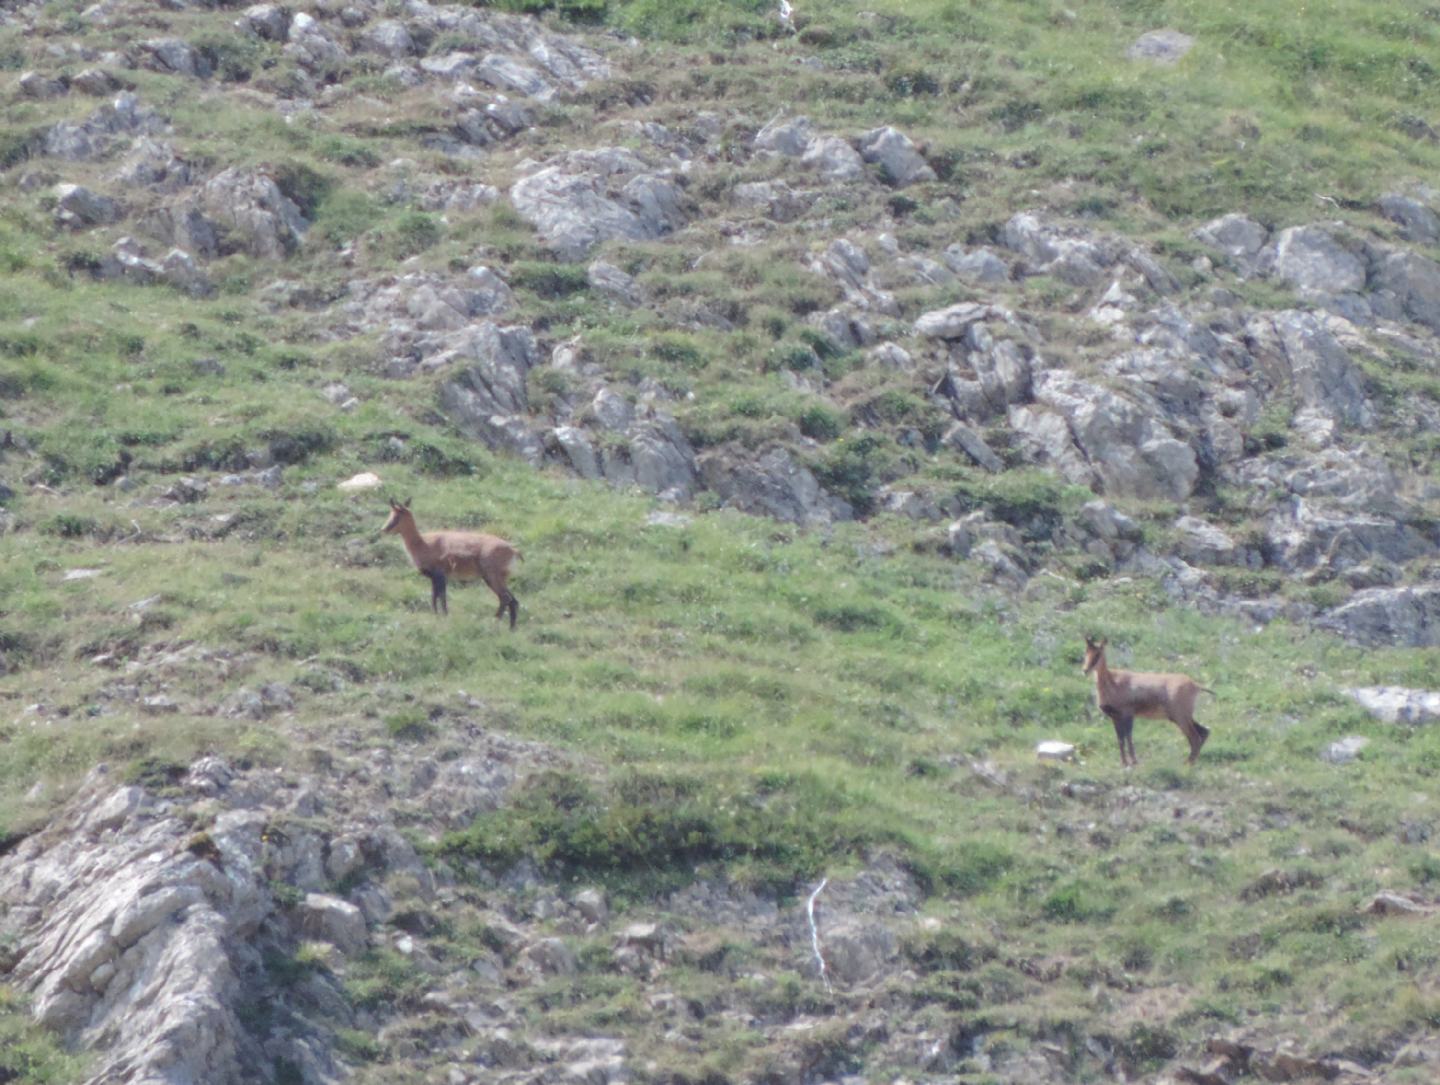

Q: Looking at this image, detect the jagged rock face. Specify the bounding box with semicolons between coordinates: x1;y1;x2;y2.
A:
201;168;308;259
0;772;264;1084
509;148;688;259
1319;586;1440;647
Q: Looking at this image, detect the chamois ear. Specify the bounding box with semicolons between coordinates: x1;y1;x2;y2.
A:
1097;637;1107;649
402;496;412;509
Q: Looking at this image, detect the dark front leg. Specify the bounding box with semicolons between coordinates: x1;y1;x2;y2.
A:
1101;705;1128;767
505;591;518;630
427;570;448;615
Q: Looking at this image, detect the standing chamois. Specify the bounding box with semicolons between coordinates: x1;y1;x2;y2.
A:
381;498;522;627
1082;636;1212;767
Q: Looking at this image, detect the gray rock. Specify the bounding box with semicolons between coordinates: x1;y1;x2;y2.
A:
161;248;212;297
1244;311;1373;430
237;3;290;41
116;139;196;193
298;893;368;954
914;302;1006;340
522;937;577;975
572;888;608;925
437;323;539;418
1173;515;1249;567
604;412;699;500
1322;736;1369;764
549;425;601;480
1263;498;1430;576
801;135;865;182
1193;213;1269;274
70;68;122;95
941;422;1003;472
731;180;810;223
509;149;686;260
1020;370;1198;500
284;12;345;69
361;20;417;58
54;183;119;228
201;167;308;259
1370;249;1440;335
1342;686;1440;725
420;52;478;80
1127;29;1194;64
753;115;816;157
700;446;853;525
590;388;634;432
1320;586;1440;647
464;265;515;316
942;245;1010;283
139;38;210;79
587;260;644;306
1262;225;1366;294
857;126;936;186
43;92;167;162
19;70;67;98
1379;194;1440;245
476;54;555;99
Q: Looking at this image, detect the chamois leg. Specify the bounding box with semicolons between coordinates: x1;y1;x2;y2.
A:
1188;721;1210;764
426;570;448;615
484;573;518;630
1102;705;1135;768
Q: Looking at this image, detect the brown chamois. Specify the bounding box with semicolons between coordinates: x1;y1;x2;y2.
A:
381;498;522;627
1082;636;1212;767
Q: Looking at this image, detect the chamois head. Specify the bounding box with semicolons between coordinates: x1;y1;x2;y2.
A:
1082;636;1108;675
381;497;414;535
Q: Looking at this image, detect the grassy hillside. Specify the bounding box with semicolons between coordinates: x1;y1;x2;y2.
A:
4;1;1440;1081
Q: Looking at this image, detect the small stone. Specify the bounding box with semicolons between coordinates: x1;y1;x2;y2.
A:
1321;736;1368;764
1036;741;1076;762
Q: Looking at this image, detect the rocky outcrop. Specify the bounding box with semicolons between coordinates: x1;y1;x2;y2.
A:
200;168;308;259
509;148;687;259
700;445;853;525
1320;586;1440;647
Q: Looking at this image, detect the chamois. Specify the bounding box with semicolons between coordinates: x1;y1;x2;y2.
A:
1082;636;1212;767
381;498;522;627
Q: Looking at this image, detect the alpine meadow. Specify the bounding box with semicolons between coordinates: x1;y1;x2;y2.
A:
3;1;1440;1083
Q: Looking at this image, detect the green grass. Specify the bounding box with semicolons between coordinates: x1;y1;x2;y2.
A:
4;0;1440;1077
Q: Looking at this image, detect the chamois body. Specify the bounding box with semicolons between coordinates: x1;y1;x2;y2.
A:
1082;637;1211;767
381;499;521;627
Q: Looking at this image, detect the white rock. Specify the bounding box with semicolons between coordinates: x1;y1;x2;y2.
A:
1322;736;1369;764
1036;741;1076;762
337;472;383;492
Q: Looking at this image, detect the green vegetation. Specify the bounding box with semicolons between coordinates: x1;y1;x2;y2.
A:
3;0;1440;1079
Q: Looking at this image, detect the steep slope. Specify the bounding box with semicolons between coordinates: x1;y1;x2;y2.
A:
3;2;1440;1083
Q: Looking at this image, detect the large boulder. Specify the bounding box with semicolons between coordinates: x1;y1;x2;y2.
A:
200;168;308;259
53;183;119;228
509;149;686;260
1370;250;1440;335
1243;311;1372;430
1378;194;1440;245
1193;213;1269;276
1259;225;1366;295
1016;370;1199;501
1319;586;1440;647
857;126;936;186
1343;686;1440;726
699;446;853;525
